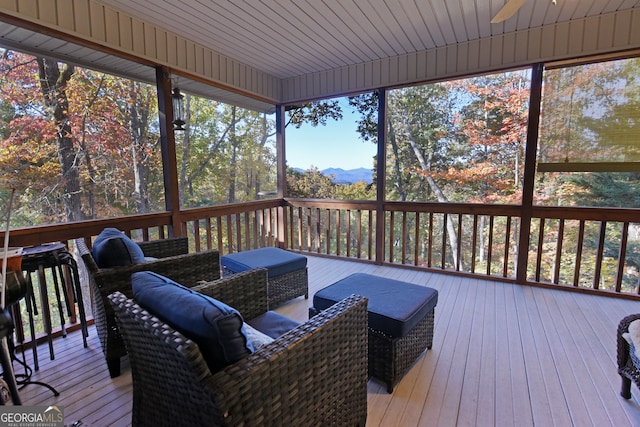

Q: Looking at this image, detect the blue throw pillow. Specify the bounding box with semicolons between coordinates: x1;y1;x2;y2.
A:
243;323;274;350
92;228;146;268
131;271;254;372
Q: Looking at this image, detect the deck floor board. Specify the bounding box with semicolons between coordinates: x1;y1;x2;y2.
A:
13;255;640;426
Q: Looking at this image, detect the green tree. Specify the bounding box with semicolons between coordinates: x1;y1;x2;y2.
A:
286;166;336;198
287;100;343;128
534;58;640;290
177;97;276;207
335;181;375;200
568;173;640;207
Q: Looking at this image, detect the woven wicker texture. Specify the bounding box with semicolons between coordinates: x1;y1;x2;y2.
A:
369;309;434;393
617;313;640;398
76;237;220;377
108;276;368;427
222;262;308;309
267;267;309;307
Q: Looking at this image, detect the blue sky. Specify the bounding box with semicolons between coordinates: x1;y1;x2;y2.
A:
284;101;377;171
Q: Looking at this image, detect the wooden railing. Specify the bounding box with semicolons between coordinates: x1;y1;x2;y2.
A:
4;199;640;300
178;199;640;298
529;206;640;295
283;199;377;260
383;202;522;278
179;200;283;254
380;203;639;296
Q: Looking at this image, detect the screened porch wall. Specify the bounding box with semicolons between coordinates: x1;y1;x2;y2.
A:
1;2;639;107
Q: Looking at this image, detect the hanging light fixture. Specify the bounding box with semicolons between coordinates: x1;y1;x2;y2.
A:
171;87;186;131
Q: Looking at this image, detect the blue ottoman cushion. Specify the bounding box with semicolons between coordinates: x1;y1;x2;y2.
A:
221;247;307;278
313;273;438;337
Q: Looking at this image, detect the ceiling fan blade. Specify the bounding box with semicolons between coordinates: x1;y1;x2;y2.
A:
491;0;527;23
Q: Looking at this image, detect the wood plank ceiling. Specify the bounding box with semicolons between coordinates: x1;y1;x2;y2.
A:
98;0;640;79
1;0;639;111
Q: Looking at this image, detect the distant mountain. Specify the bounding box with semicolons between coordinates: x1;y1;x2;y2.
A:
322;167;373;184
293;167;373;184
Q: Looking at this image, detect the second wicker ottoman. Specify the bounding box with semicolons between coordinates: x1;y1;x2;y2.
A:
311;273;438;393
221;247;308;308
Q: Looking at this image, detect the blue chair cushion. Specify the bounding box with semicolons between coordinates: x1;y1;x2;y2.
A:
247;310;300;339
92;228;146;268
221;247;307;278
131;271;253;372
313;273;438;337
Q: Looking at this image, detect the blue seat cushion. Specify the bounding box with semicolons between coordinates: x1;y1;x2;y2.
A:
313;273;438;337
132;271;253;373
221;247;307;278
92;228;146;268
247;311;300;339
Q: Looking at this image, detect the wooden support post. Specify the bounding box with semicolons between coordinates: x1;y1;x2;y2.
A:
156;66;182;237
276;104;287;248
375;90;387;265
517;63;544;284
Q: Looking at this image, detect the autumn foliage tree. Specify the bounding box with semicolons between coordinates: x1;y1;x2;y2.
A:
0;49;162;225
341;72;532;268
447;72;529;204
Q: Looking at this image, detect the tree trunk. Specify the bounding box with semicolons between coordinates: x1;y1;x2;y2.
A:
37;58;82;221
253;113;270;199
78;75;106;219
178;94;191;206
400;117;460;268
387;118;407;201
227;106;238;203
128;81;151;214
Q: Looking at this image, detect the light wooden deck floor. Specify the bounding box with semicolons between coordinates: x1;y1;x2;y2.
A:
14;255;640;426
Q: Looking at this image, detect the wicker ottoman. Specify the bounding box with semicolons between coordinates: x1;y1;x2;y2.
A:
221;247;308;308
311;273;438;393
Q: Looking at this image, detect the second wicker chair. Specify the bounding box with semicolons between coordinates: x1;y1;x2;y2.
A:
76;236;220;377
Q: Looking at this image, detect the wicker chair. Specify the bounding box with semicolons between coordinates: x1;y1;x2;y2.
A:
75;236;220;378
108;269;369;427
618;313;640;398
